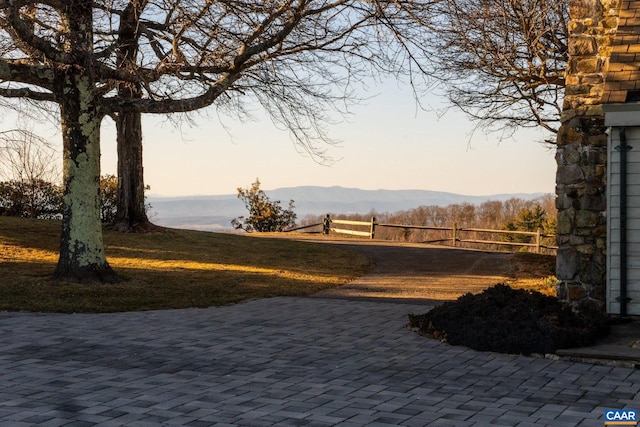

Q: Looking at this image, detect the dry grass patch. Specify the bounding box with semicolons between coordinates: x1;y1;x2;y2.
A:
0;217;370;312
505;252;557;296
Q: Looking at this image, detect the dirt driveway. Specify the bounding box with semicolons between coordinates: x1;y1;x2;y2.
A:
308;239;556;301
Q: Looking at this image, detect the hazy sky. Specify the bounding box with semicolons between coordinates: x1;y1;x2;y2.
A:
7;79;558;198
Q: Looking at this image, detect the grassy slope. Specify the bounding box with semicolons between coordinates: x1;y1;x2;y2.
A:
0;217;371;313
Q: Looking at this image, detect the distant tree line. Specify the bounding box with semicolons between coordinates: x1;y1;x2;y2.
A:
0;175;144;224
301;196;556;252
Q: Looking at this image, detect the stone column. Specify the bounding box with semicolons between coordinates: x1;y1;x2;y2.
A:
556;0;619;311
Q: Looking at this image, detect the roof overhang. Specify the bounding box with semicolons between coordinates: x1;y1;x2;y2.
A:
604;103;640;127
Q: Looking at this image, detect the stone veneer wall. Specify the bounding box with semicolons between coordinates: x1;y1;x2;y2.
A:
556;0;619;311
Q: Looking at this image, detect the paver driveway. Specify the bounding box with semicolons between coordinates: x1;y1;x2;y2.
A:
0;296;638;426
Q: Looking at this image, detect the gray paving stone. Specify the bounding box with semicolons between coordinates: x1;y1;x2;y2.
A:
467;413;500;424
0;297;639;426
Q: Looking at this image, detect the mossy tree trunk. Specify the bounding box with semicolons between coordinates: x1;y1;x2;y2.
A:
53;75;119;282
52;2;119;283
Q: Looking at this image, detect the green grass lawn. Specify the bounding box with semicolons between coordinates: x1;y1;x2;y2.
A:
0;217;371;313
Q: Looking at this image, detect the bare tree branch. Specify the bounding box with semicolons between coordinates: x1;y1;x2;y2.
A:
0;128;59;183
0;86;54;101
425;0;567;139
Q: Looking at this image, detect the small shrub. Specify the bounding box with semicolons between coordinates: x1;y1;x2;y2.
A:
0;175;132;224
408;284;610;355
232;178;296;232
0;179;62;219
99;174;118;224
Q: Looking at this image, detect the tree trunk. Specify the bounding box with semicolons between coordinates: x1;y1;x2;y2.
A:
111;111;155;232
54;70;118;282
110;0;156;233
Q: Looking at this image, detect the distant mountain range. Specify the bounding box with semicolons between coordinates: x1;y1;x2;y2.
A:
147;186;548;231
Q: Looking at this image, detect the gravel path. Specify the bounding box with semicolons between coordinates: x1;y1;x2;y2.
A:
311;240;523;301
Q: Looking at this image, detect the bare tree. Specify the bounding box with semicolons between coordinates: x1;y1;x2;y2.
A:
0;129;59;183
0;0;434;282
0;129;62;219
427;0;568;140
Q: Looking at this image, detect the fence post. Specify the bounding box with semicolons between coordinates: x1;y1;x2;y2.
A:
536;227;541;253
370;216;376;239
323;214;331;235
452;222;457;247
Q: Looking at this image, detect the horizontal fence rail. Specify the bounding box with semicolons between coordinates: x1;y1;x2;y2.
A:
286;215;557;253
284;222;323;232
329;216;376;238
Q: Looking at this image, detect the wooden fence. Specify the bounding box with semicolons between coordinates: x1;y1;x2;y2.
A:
285;215;557;253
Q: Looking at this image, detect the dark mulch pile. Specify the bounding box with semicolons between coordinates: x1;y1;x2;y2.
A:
408;284;611;355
